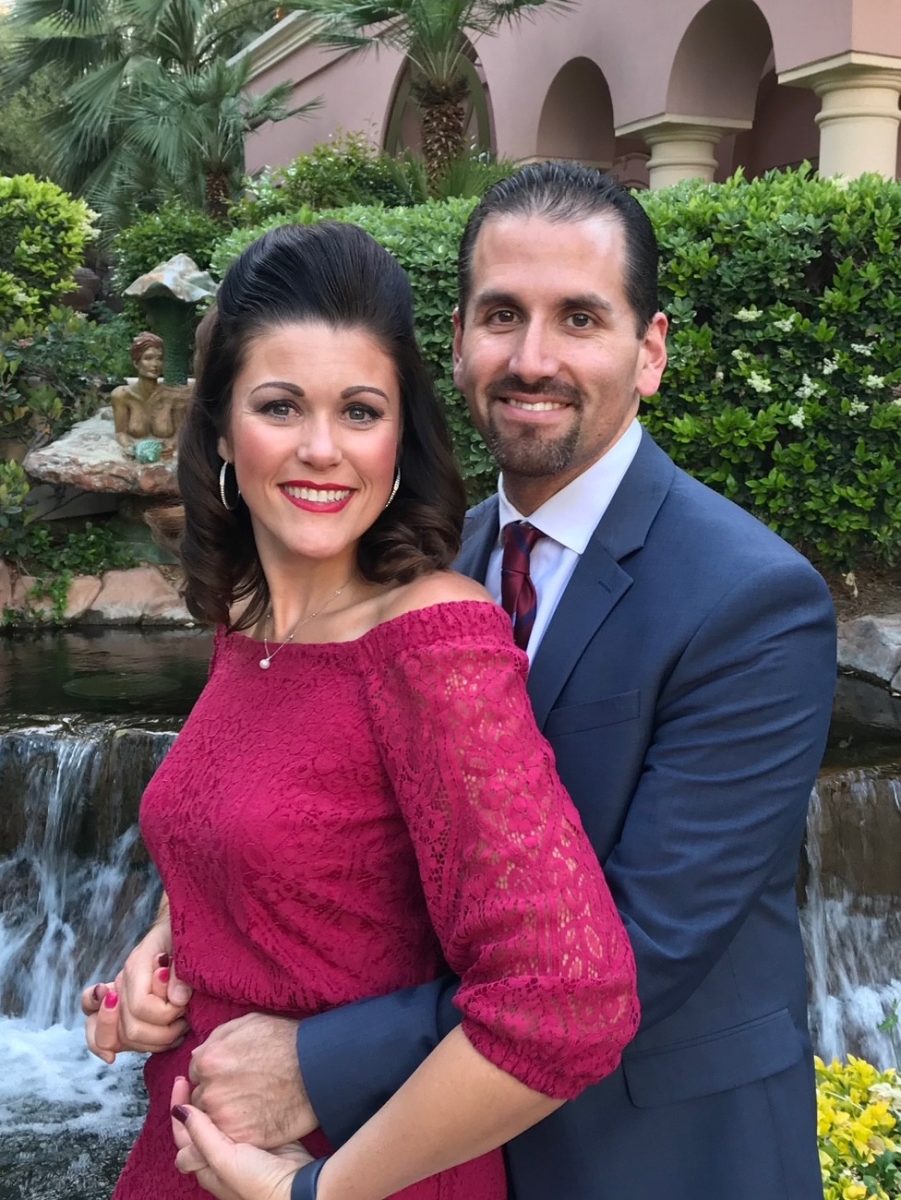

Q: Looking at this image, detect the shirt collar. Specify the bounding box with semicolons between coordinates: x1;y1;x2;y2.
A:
496;418;643;554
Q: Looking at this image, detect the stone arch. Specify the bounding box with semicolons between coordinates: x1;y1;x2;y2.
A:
535;57;615;165
667;0;773;124
730;65;821;178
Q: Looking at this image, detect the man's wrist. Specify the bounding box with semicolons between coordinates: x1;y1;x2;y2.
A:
291;1156;328;1200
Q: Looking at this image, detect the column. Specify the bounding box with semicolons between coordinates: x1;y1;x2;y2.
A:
780;54;901;179
614;116;751;190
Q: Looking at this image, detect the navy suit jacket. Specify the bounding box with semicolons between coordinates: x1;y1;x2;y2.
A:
300;431;836;1199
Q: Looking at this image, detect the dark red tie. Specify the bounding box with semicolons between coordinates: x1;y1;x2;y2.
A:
501;521;543;651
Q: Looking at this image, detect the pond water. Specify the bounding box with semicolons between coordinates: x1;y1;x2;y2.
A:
1;630;899;1198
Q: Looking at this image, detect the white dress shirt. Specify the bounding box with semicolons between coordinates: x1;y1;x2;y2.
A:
485;418;643;660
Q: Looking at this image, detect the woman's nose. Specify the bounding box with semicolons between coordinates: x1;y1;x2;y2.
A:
296;418;341;468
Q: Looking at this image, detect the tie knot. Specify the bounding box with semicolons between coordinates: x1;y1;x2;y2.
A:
502;521;542;558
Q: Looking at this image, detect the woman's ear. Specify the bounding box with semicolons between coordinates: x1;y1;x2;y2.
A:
216;435;231;461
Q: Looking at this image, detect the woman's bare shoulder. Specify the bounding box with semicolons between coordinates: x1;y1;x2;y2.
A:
379;571;494;622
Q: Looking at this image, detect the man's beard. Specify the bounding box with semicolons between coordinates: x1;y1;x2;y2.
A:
481;376;583;479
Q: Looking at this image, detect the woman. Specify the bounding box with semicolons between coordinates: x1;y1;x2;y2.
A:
87;221;638;1199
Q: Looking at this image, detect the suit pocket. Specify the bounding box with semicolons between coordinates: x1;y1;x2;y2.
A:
544;689;640;736
622;1007;805;1108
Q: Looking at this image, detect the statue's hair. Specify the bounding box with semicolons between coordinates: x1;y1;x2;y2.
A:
130;331;163;367
176;221;467;631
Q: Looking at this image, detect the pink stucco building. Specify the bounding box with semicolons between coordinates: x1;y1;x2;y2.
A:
236;0;901;187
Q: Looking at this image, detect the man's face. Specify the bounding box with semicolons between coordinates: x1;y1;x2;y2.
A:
453;213;668;511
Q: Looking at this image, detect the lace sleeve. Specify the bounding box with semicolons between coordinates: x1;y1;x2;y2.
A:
360;602;639;1099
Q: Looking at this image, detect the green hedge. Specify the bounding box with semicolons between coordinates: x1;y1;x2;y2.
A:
0;174;96;329
113;201;225;294
209;169;901;568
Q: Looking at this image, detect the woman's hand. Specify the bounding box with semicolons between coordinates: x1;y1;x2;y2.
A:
171;1076;313;1200
82;916;191;1062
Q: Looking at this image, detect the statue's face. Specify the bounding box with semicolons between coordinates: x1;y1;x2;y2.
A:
137;346;163;380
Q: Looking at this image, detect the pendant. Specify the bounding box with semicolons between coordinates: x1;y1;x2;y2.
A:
259;658;271;670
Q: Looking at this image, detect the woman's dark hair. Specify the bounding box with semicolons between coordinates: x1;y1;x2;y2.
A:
178;221;467;630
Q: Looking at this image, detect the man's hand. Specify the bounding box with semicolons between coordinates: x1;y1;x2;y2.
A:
189;1013;318;1147
82;917;192;1062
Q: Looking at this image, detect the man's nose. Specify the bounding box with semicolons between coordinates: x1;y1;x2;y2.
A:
507;320;560;382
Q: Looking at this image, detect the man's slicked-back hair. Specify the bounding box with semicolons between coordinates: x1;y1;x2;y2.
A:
458;161;659;333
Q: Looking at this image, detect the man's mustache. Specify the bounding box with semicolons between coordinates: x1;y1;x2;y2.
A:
486;376;583;406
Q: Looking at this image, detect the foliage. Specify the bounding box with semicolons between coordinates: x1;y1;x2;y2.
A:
0;16;57;181
0;174;97;327
3;0;315;223
642;168;901;568
0;307;131;447
297;0;574;188
230;132;426;224
816;1056;901;1200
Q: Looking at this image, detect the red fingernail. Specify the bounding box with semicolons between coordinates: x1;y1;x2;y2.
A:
104;991;119;1009
158;968;170;983
157;953;171;968
92;985;103;1004
171;1105;189;1124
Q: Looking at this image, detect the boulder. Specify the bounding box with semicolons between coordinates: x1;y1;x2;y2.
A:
838;614;901;691
63;575;102;620
85;566;190;624
22;410;179;497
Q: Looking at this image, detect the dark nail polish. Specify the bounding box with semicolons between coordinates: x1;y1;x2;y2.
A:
171;1105;189;1124
157;953;171;968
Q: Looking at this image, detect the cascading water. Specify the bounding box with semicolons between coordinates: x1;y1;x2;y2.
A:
0;722;174;1199
802;763;901;1069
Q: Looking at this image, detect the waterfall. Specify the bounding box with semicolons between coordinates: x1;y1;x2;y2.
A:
802;765;901;1068
0;723;174;1195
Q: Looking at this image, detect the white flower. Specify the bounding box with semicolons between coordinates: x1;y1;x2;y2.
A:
772;317;795;333
714;368;724;383
748;371;773;394
788;407;806;429
848;399;869;416
850;342;874;357
731;348;747;361
892;398;901;408
821;357;839;376
863;373;885;390
734;306;763;322
795;373;823;401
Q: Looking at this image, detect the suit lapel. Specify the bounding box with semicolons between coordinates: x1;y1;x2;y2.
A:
456;495;499;583
527;433;676;728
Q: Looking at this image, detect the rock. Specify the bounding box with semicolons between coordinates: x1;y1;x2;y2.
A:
85;566;190;624
58;266;101;313
838;614;901;690
22;410;180;497
0;560;11;611
63;575;102;620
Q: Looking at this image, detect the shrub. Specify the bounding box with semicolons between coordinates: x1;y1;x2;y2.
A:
0;174;96;328
229;132;424;226
643;168;901;568
0;307;132;447
816;1056;900;1200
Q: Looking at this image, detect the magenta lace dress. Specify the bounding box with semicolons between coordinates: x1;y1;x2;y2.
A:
113;601;638;1199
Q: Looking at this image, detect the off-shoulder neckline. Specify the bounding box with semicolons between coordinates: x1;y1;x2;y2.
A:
226;598;509;653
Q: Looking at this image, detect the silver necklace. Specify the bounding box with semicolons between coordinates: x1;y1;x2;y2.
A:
259;580;351;670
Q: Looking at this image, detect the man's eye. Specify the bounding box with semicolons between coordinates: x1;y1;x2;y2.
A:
567;312;593;329
488;309;517;325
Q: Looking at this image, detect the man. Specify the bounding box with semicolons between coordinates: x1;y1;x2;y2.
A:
89;163;836;1198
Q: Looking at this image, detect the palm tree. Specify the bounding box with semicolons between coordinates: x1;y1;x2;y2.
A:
3;0;318;219
296;0;575;191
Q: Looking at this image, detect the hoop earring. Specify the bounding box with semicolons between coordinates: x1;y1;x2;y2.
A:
385;467;400;508
219;460;240;511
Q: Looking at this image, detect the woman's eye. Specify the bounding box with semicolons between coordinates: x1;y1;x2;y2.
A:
260;400;296;420
345;404;380;423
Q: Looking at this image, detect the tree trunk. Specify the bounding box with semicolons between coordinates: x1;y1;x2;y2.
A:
205;169;231;220
420;98;466;195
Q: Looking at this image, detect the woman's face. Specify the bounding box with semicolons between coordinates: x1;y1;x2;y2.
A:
218;321;401;572
137;345;163;380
